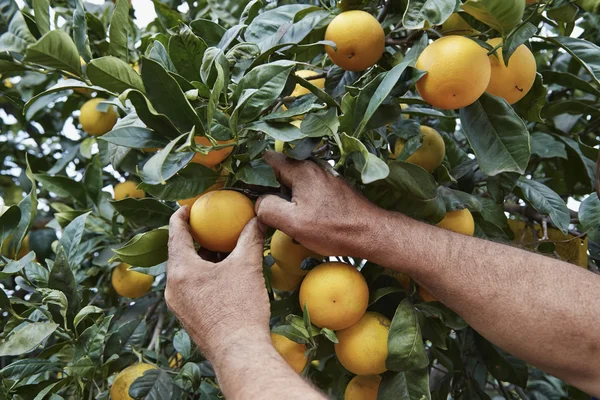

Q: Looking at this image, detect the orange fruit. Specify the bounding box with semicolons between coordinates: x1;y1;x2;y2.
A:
79;98;118;136
437;209;475;236
345;375;382;400
415;36;491;110
335;312;390;375
325;11;385;71
111;263;154;299
114;181;144;201
191;136;234;168
299;262;368;330
271;333;308;373
486;37;537;104
391;125;445;173
270;230;321;276
110;364;157;400
189;190;255;252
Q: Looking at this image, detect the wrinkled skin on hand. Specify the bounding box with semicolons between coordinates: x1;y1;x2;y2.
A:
255;151;381;258
165;207;270;361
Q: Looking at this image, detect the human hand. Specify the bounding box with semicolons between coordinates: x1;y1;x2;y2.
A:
165;207;270;361
255;152;383;258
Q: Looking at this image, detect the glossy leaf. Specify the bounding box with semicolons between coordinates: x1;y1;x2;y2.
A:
515;177;570;233
387;298;429;371
403;0;460;30
459;93;530;176
112;228;169;267
87;56;145;93
0;322;59;356
24;30;81;77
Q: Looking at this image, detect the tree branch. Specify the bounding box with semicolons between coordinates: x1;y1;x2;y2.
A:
149;306;165;352
596;149;600;200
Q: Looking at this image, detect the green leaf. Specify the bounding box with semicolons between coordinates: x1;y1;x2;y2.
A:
104;317;146;357
0;0;18;32
246;121;303;142
120;90;180;137
110;198;175;228
36;174;87;205
130;262;166;276
578;193;600;241
72;0;92;62
109;0;130;61
271;324;309;344
234;60;295;124
378;368;431;400
138;163;218;202
542;36;600;86
459;93;530;176
0;286;9;313
541;70;600;97
530;132;567;159
320;328;338;343
87;56;145;93
0;359;60;380
0;322;59;356
48;248;79;320
168;24;208;82
190;19;226;47
502;22;537;64
74;305;104;329
245;4;313;51
10;161;37;257
415;303;468;330
515;177;570;233
129;368;181;399
0;205;20;244
403;0;460;30
141;57;202;133
462;0;525;34
58;212;90;265
24;30;82;77
387;298;429;371
340;133;390;184
152;0;183;30
140;133;193;185
355;36;427;136
100;127;169;149
173;330;192;358
112;228;169;267
148;40;176;72
32;0;50;35
301;108;339;138
474;332;528;387
38;288;69;327
513;73;546;123
0;12;35;53
235;159;280;187
365;161;445;223
438;186;483;212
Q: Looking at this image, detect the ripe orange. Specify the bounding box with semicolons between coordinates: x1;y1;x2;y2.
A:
189;190;255;252
486;38;537;104
299;262;369;330
391;125;445;173
335;312;390;375
271;332;308;373
270;263;304;292
345;375;382;400
110;364;157;400
191;136;234;168
111;263;154;299
437;209;475;236
291;70;325;97
415;36;491;110
79;98;118;136
325;11;385;71
114;181;145;201
270;230;321;276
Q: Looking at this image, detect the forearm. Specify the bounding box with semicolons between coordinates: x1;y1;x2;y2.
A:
209;333;326;400
359;209;600;394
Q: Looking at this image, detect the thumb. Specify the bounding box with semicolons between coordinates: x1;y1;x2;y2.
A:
229;218;265;260
255;194;296;231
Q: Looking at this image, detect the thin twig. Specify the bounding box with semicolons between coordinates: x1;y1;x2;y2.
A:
149;307;165;352
596;151;600;199
497;379;513;400
377;0;391;22
305;72;327;81
541;217;549;241
514;386;530;400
